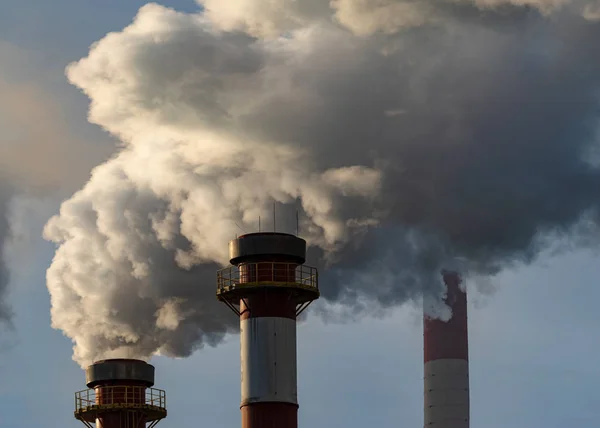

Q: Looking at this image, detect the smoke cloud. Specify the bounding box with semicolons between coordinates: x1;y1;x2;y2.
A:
201;0;600;37
45;2;600;366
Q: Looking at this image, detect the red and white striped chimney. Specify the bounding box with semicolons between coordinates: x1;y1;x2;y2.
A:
423;270;470;428
216;232;320;428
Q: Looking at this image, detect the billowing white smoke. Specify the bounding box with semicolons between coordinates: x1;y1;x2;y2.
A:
45;2;600;366
44;5;381;366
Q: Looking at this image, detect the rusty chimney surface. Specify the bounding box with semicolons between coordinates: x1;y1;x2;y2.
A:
423;271;470;428
75;358;167;428
217;232;320;428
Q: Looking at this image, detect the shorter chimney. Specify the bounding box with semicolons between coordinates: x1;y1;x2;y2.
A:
74;358;167;428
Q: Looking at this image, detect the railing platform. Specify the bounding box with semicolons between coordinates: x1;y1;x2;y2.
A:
74;385;167;425
216;262;320;314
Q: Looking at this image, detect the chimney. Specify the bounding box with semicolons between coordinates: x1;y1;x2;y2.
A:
217;232;320;428
74;358;167;428
423;271;470;428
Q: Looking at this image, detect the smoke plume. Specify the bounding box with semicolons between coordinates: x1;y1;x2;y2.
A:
45;2;600;366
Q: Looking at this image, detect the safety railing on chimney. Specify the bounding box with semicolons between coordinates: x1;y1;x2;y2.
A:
217;262;318;294
75;385;167;425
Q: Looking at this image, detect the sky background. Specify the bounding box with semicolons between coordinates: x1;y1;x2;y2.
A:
1;1;599;427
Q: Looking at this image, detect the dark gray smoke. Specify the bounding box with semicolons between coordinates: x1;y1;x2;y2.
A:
309;17;600;306
45;3;600;365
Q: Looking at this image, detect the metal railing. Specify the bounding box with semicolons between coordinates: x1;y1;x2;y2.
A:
217;262;318;294
75;386;166;413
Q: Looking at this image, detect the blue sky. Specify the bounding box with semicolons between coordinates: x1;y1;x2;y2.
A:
1;1;599;427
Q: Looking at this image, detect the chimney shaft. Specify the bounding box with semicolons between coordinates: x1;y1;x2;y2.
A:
423;271;470;428
217;232;320;428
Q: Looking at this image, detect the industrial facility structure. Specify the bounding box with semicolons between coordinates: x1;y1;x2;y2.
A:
423;271;470;427
74;358;167;428
217;232;320;428
68;240;470;428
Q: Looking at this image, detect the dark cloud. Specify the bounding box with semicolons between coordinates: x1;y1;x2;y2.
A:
221;16;600;309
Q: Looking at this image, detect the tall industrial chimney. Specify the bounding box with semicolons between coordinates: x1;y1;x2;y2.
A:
423;271;470;428
217;232;320;428
74;358;167;428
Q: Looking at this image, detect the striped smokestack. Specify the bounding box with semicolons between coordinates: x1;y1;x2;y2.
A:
423;271;469;428
216;232;320;428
